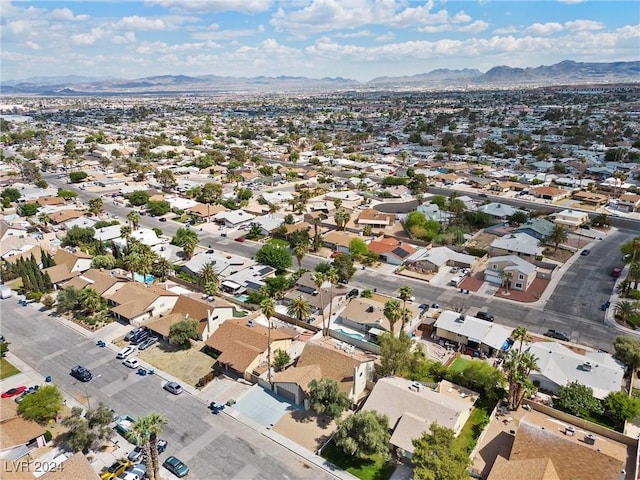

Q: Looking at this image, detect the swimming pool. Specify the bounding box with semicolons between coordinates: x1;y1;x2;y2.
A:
134;273;155;284
337;329;365;341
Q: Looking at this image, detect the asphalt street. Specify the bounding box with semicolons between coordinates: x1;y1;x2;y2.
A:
40;173;638;351
0;299;333;480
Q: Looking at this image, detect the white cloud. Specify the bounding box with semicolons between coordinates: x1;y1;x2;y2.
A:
564;20;605;31
144;0;273;13
458;20;489;33
524;22;564;36
192;29;259;40
71;28;106;47
115;16;167;31
24;40;40;50
112;32;137;45
375;32;395;42
49;8;89;21
558;0;586;4
335;30;375;39
493;26;520;35
451;11;472;23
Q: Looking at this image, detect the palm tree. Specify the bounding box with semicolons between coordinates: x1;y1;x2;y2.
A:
261;297;276;387
287;297;312;324
81;287;102;314
550;225;568;251
127;211;141;230
127;417;154;480
181;235;198;260
198;262;218;288
334;209;351;231
512;326;530;354
124;252;142;281
145;413;168;480
326;267;339;335
502;271;513;293
383;299;402;336
120;225;132;244
614;301;638;325
628;262;640;290
503;350;540;410
312;272;327;335
137;251;156;283
38;212;51;226
153;257;174;283
398;285;412;313
293;244;308;269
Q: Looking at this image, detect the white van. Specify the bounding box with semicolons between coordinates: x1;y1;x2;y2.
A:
449;276;464;287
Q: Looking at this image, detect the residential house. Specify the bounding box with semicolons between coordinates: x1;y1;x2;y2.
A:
38;453;100;480
405;246;477;274
468;176;493;189
186;203;226;222
433;310;514;356
549;209;590;230
262;191;294;204
272;339;375;405
62;268;128;298
417;203;453;225
204;318;296;381
488;233;543;260
336;296;420;337
572;191;608;206
0;398;48;464
282;271;344;321
367;237;416;266
48;209;84;225
62;216;98;231
477;202;524;221
107;283;179;325
485;255;537;291
322;230;361;254
356;209;395;229
526;341;625;400
529;186;571;202
213;209;255;227
53;248;93;274
618;193;640;212
250;214;285;236
362;377;478;459
487;417;628;480
516;218;555;241
94;224;123;242
34;195;66;207
225;264;277;292
181;250;252;277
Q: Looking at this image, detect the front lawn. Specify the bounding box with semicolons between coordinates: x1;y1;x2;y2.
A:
0;358;20;379
321;441;395;480
267;238;290;248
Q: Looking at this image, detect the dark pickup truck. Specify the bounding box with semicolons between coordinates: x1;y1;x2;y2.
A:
70;366;93;382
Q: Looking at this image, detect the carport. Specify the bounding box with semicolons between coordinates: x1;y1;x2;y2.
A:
232;385;302;428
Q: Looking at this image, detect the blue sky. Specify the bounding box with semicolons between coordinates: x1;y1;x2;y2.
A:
1;0;638;82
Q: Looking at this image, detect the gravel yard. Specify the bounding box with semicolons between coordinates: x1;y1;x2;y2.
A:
136;340;215;387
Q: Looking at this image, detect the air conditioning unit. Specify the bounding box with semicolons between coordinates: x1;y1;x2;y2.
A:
457;314;466;323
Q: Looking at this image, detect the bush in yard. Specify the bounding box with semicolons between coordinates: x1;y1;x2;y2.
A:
334;410;390;459
17;385;64;424
169;319;199;349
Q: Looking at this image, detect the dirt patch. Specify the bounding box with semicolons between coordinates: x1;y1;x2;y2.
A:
137;340;215;387
465;232;497;250
273;410;341;453
542;247;574;264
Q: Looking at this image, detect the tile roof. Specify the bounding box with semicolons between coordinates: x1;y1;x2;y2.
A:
40;453;100;480
488;456;560;480
109;283;178;320
44;264;80;284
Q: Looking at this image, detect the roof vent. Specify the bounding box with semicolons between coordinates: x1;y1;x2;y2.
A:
457;314;466;323
368;305;376;313
246;320;254;327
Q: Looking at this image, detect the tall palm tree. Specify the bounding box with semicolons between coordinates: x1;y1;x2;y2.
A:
312;272;327;335
38;212;51;226
124;252;142;281
383;299;402;337
512;326;530;354
503;350;540;410
81;287;102;314
137;251;156;283
398;285;412;313
127;211;141;230
127;417;154;480
120;225;132;245
326;267;339;336
614;301;638;325
550;225;568;251
146;413;168;480
334;209;351;231
628;262;640;290
198;262;218;288
502;271;513;293
181;235;198;260
153;257;174;283
260;296;276;387
287;297;312;324
293;244;308;270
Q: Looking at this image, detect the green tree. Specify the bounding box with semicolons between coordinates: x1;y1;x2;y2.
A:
503;350;539;410
1;187;21;202
57;189;78;200
197;182;223;222
65;403;114;453
17;384;64;424
146;200;170;217
378;332;413;377
91;254;117;270
56;286;83;314
614;301;639;325
88;197;103;215
261;296;276;385
171;227;199;260
127;190;150;206
334;410;390;459
604;391;640;427
308;378;351;418
293;243;308;269
550;225;568;251
127;211;141;230
412;423;471;480
274;349;291;371
334;209;351;231
447;360;506;404
169;319;199;349
62;226;95;247
383;299;402;337
197;262;219;288
509;210;529;225
18;203;38;217
349;237;368;259
69;171;88;183
81;287;103;314
613;336;640;372
127;417;155;480
146;412;168;480
286;297;312;324
153;257;174;283
332;253;355;282
255;243;292;273
555;381;603;416
312;272;328;336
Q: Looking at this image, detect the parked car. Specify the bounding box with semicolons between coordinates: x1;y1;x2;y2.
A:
163;456;189;478
70;365;93;382
580;249;591;256
611;267;622;278
123;357;140;369
116;346;136;359
163;381;183;395
127;446;145;463
475;311;495;322
347;288;359;298
2;386;26;398
234;236;245;242
159;217;167;222
544;329;570;342
101;459;131;480
129;329;150;345
137;336;158;351
125;327;143;341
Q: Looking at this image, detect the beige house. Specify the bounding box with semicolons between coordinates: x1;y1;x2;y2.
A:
529;186;571;202
485;255;537;291
322;230;361;254
62;268;128;297
108;283;179;324
618;193;640;212
356;209;395;228
550;209;590;229
204;319;296;381
272;339;375;405
362;377;478;459
336;296;420;337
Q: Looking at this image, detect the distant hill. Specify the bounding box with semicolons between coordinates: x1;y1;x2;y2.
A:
1;60;638;95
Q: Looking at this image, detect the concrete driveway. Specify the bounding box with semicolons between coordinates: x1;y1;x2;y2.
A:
232;384;302;428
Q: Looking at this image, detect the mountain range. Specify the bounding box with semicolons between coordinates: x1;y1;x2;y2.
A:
2;60;638;95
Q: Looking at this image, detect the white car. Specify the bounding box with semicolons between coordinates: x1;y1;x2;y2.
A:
116;346;136;359
123;357;140;369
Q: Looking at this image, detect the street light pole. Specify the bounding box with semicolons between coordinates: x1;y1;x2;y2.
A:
84;375;101;410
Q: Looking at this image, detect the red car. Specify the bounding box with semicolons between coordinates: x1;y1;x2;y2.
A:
2;386;27;398
234;237;245;242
